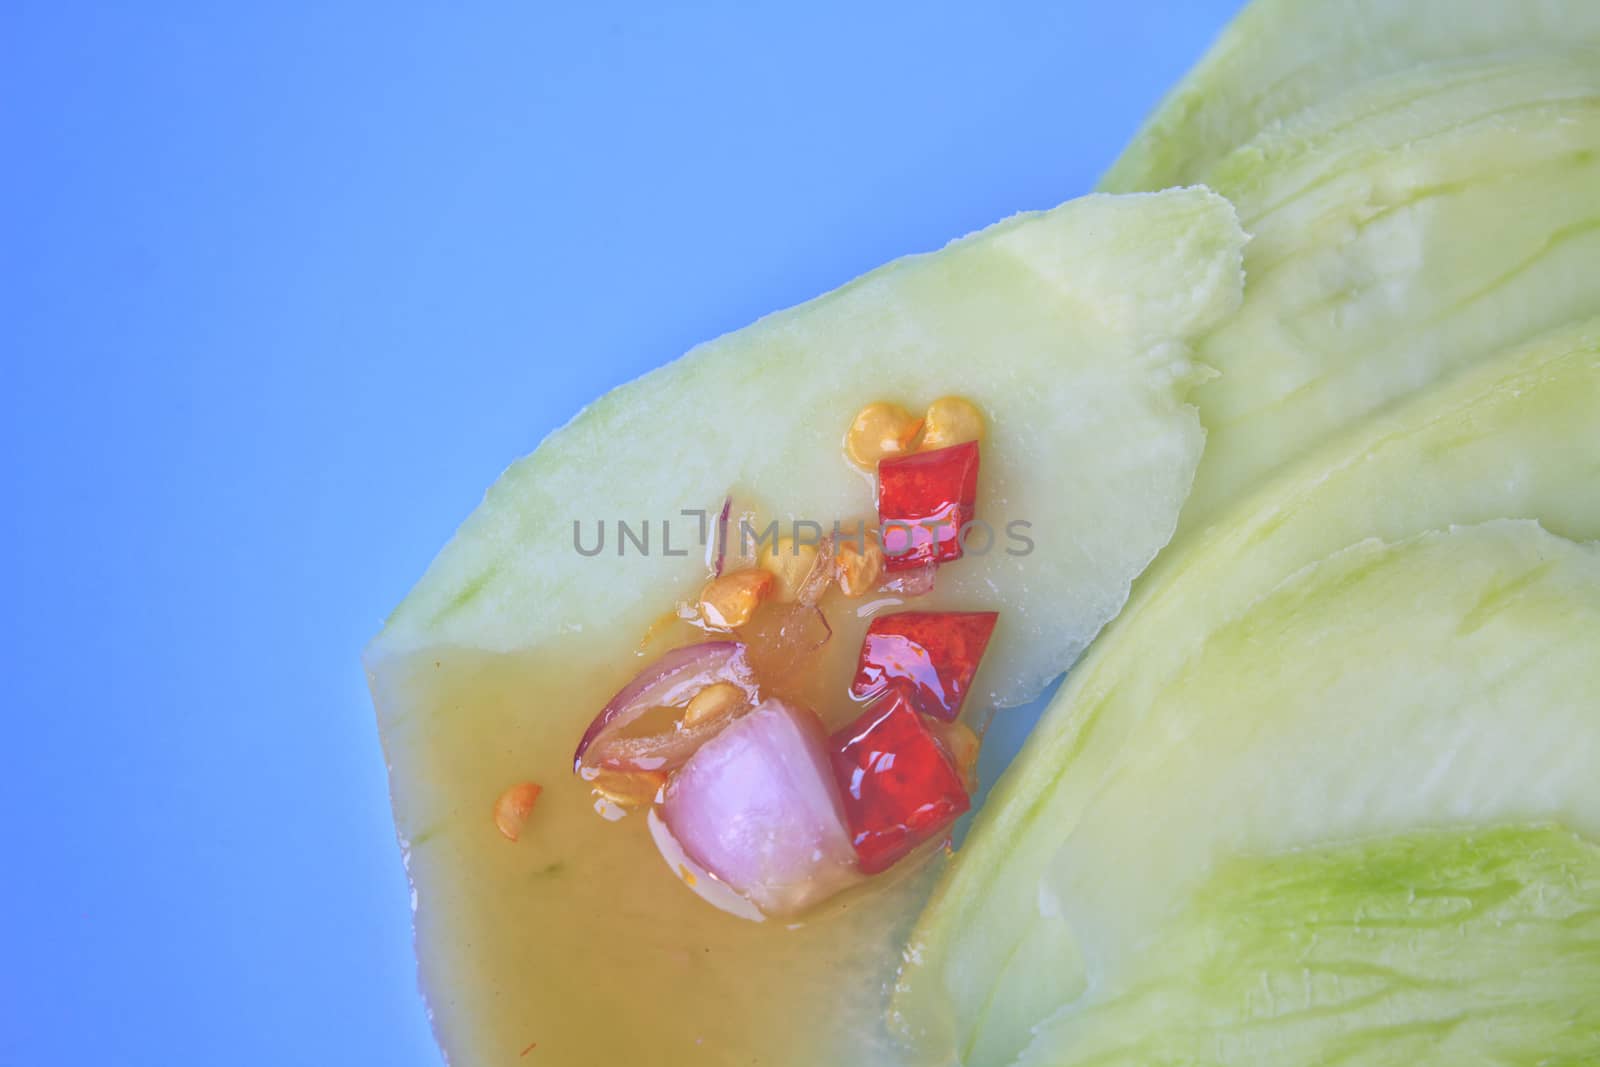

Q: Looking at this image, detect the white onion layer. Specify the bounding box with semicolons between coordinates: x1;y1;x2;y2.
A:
659;699;861;917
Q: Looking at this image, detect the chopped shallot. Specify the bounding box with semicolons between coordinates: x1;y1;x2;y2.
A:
659;700;862;917
573;641;758;775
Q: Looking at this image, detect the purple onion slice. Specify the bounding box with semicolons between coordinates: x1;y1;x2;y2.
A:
573;641;757;774
658;699;862;917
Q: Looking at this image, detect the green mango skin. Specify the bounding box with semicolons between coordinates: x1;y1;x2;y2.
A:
895;322;1600;1066
1018;824;1600;1067
1100;0;1600;194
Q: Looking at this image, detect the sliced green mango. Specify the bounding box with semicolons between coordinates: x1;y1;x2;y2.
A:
1187;58;1600;528
1101;0;1600;193
896;320;1600;1065
366;190;1247;1066
1018;824;1600;1067
370;188;1246;707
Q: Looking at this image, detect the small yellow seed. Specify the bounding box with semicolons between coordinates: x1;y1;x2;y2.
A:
835;537;884;597
590;769;667;809
493;782;543;842
846;402;923;469
682;681;747;727
758;537;822;602
920;396;984;452
698;569;774;629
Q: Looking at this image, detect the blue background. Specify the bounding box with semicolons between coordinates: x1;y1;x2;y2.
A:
3;3;1241;1063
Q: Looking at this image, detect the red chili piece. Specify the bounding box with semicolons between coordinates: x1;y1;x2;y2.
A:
876;440;980;571
851;611;999;722
829;685;971;875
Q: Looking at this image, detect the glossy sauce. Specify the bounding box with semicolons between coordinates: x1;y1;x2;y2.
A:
369;596;956;1066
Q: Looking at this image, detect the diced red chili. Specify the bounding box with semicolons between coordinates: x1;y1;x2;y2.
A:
851;611;998;722
877;440;980;571
830;685;971;875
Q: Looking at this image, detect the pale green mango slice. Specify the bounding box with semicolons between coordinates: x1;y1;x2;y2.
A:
1101;0;1600;194
365;190;1246;1067
1018;824;1600;1067
1178;58;1600;528
895;320;1600;1066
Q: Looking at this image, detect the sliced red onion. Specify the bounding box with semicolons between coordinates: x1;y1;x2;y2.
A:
646;808;766;923
585;714;742;775
659;699;862;917
573;641;757;773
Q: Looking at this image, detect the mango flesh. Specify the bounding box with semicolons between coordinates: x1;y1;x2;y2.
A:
904;7;1600;1062
1103;1;1600;530
1020;823;1600;1067
365;190;1246;1066
1100;0;1600;194
1178;57;1600;528
896;321;1600;1065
